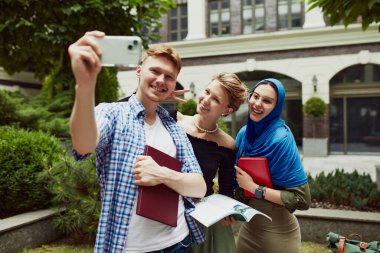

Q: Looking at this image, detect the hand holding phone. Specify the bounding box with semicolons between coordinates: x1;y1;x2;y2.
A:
95;36;142;67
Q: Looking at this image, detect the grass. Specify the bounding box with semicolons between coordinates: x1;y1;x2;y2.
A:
23;242;332;253
22;245;92;253
301;241;332;253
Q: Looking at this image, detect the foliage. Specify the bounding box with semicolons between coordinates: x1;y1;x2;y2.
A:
308;169;380;210
0;0;176;79
45;90;74;118
178;98;197;116
22;245;93;253
0;126;64;216
217;117;229;134
308;0;380;32
303;96;327;118
41;64;119;106
38;118;71;139
41;154;100;239
95;67;119;104
0;89;20;125
1;89;71;138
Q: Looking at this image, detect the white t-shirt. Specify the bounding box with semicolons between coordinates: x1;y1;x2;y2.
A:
124;113;189;252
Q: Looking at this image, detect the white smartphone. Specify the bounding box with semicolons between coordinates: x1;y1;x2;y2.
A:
95;36;142;67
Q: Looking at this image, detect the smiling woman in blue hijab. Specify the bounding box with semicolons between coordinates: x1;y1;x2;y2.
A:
235;78;311;253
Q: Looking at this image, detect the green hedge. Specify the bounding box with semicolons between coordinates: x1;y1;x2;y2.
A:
42;154;100;239
309;169;380;210
0;126;64;216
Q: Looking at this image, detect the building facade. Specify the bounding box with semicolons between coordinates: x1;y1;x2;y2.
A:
118;0;380;155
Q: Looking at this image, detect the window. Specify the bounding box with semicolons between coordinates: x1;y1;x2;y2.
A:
331;64;380;85
277;0;303;30
209;0;230;37
242;0;265;34
169;4;188;41
330;64;380;154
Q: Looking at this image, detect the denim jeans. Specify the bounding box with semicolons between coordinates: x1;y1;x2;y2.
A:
147;235;191;253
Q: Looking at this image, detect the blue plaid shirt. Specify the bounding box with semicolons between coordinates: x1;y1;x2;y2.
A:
73;95;205;252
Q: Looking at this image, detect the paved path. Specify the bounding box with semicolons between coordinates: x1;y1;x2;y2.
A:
303;155;380;182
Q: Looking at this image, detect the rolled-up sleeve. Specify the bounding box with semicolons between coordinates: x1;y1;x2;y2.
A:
280;182;311;213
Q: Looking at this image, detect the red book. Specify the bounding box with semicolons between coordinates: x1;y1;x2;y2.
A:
136;145;182;227
237;157;273;198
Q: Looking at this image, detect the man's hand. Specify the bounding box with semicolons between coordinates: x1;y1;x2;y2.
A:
68;31;105;88
133;155;169;186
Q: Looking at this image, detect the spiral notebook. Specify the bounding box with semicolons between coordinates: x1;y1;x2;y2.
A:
237;157;273;197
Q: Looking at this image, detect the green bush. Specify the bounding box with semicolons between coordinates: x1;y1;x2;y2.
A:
0;126;64;216
46;90;74;118
178;98;197;116
309;169;380;210
303;96;327;118
0;89;20;125
95;67;119;104
41;154;100;239
38;118;70;139
18;106;50;130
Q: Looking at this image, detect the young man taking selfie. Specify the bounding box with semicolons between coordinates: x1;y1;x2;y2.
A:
69;31;206;253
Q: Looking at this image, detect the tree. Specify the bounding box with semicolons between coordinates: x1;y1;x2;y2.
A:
0;0;176;79
308;0;380;32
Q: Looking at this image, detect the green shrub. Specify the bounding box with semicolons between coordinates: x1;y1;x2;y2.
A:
309;169;380;209
42;65;75;100
46;90;74;118
178;98;197;116
18;106;50;130
95;67;119;104
0;89;20;125
38;118;70;139
303;96;327;118
42;154;100;239
217;117;229;134
0;126;64;216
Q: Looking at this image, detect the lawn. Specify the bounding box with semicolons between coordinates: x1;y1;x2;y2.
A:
22;241;332;253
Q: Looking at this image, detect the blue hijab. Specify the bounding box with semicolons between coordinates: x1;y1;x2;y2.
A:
236;78;307;187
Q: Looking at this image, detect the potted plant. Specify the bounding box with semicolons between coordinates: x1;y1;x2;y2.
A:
302;96;329;157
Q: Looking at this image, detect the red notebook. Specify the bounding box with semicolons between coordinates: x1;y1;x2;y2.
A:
237;157;273;197
136;145;182;227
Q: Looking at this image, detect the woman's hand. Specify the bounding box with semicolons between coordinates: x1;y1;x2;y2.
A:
235;166;258;194
220;216;237;226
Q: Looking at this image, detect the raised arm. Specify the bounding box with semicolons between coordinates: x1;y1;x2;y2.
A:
68;31;104;155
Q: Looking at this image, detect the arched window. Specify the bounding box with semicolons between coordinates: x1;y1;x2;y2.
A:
330;64;380;154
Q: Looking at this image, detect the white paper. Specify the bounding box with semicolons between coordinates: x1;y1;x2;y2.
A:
190;194;272;227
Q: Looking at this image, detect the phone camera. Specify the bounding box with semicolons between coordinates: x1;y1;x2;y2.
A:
133;40;138;45
128;45;133;50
